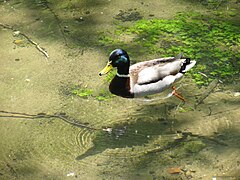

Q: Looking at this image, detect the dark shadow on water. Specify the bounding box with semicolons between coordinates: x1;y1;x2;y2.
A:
76;120;177;160
76;98;240;170
212;127;240;149
3;0;111;48
76;103;180;160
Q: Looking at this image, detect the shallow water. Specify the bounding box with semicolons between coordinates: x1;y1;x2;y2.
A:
1;0;240;179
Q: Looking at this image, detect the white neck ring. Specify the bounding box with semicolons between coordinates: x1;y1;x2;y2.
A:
116;73;130;78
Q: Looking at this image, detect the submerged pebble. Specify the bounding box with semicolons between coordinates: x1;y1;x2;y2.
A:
13;39;24;44
103;127;112;134
75;17;84;22
233;92;240;97
167;167;181;174
66;172;75;177
13;31;20;36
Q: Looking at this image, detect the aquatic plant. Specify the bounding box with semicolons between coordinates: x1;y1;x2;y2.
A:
71;85;114;101
99;12;240;86
71;86;93;98
170;140;206;158
181;140;206;153
95;89;115;101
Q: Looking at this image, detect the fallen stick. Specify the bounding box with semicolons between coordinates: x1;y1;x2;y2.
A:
145;130;227;155
0;110;98;130
194;79;219;109
0;22;49;58
19;33;49;58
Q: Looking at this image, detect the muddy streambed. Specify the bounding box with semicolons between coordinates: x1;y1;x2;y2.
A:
1;0;240;179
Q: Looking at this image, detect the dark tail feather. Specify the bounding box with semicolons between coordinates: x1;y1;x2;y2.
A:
179;58;191;73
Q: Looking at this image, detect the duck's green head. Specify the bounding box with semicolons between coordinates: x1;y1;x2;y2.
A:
99;49;130;76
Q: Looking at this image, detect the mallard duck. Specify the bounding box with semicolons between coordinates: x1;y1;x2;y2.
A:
99;49;196;100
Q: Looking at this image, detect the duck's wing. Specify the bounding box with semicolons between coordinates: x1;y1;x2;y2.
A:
129;56;196;97
129;56;184;85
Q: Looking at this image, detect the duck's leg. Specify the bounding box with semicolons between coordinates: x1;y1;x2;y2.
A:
172;86;185;102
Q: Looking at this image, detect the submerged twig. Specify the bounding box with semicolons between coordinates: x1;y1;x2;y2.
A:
0;110;98;130
20;33;49;58
194;79;219;109
203;107;240;118
0;23;11;29
183;131;228;146
0;22;49;58
198;71;208;78
145;130;227;155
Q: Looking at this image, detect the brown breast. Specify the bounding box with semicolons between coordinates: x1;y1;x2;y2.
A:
109;76;134;98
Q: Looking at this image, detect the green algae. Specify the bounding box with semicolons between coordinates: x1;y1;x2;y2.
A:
71;87;93;98
181;140;206;153
70;84;114;101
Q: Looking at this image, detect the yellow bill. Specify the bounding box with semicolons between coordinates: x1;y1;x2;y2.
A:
99;61;113;76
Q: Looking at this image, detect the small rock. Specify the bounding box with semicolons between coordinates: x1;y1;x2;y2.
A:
103;127;112;134
75;17;84;22
167;167;181;174
233;92;240;97
185;170;193;178
181;168;188;172
66;172;75;177
13;39;24;44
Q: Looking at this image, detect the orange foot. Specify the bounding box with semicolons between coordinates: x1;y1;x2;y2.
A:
172;86;185;102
